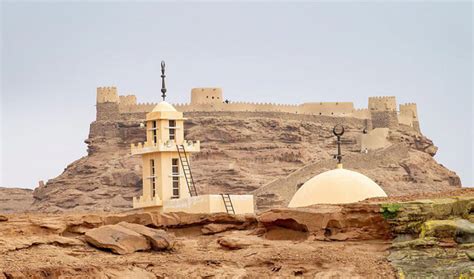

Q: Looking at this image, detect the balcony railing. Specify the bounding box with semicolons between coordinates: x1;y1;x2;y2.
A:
131;139;200;155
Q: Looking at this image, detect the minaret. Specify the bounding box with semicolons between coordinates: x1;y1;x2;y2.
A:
131;61;200;209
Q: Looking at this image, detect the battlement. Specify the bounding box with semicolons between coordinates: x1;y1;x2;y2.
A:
368;96;397;111
131;139;200;155
97;86;119;103
399;103;418;118
93;86;420;132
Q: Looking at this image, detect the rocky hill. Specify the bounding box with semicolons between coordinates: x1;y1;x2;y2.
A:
29;111;461;212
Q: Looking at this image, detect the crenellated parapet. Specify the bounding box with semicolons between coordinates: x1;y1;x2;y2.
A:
399;103;418;120
94;86;420;132
97;86;119;103
368;96;399;129
131;139;200;155
368;96;397;111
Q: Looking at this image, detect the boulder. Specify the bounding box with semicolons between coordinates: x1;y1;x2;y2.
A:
217;234;267;250
217;236;255;250
117;222;175;250
0;215;8;222
85;224;150;254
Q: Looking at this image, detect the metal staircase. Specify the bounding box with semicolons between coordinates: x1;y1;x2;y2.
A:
220;194;235;214
176;145;198;197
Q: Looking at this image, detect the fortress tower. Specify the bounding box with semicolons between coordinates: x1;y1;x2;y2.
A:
399;103;420;132
190;88;223;104
96;87;120;121
368;96;399;129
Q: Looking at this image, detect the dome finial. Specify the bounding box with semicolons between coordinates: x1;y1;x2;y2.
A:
160;60;167;101
333;124;345;167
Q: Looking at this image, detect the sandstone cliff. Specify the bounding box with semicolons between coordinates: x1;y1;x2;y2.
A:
31;111;461;212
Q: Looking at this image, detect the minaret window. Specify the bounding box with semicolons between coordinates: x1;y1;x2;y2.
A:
150;159;156;197
152;121;157;143
172;158;180;198
169;120;176;141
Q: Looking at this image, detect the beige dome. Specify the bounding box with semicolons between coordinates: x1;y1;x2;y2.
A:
152;101;177;112
288;168;387;207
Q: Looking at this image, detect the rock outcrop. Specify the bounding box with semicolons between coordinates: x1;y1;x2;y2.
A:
85;224;150;254
0;187;33;213
84;222;174;254
257;204;391;241
1;191;473;278
28;111;460;212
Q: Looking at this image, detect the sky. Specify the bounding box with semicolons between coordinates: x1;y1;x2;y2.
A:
1;1;472;189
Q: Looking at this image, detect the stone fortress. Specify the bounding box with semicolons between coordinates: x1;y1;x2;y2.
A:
96;87;420;132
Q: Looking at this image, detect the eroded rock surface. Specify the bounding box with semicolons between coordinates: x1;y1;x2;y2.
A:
28;112;460;212
382;194;474;278
85;223;150;254
1;192;474;278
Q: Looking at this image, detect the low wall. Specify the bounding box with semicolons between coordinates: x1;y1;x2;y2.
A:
164;194;255;214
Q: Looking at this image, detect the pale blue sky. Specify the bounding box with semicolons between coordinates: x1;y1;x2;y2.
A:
1;1;472;188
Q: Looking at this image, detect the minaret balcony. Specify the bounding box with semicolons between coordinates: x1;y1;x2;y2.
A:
131;140;200;155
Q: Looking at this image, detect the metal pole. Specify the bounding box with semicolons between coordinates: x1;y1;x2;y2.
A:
161;60;167;101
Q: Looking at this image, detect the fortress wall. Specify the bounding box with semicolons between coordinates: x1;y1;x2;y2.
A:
352;109;370;119
175;102;299;113
119;103;157;113
97;87;119;103
97;102;120;122
191;88;223;104
298;102;354;116
94;87;418;132
368;96;397;111
371;111;399;129
398;113;414;128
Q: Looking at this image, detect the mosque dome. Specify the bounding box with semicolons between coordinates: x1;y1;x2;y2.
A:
152;101;177;112
288;167;387;207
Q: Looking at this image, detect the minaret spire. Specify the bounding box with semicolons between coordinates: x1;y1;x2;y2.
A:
333;124;345;168
161;60;167;101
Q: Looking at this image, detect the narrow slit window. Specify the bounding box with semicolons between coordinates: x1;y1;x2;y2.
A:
152;121;157;143
172;158;179;198
169;120;176;141
150;159;156;197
